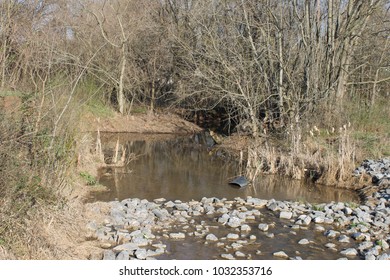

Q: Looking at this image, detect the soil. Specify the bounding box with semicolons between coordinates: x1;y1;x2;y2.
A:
80;111;202;134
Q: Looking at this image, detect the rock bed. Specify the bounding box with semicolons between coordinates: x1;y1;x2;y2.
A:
354;158;390;186
87;192;390;260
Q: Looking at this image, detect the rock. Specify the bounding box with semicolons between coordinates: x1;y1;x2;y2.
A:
103;250;116;260
116;251;130;260
273;251;289;258
221;254;235;260
314;216;325;224
169;232;186;239
377;239;389;250
267;202;280;212
113;243;139;253
99;243;113;249
218;214;230;224
164;201;175;208
325;243;336;249
324;230;339;238
352;232;369;241
258;223;269;232
280;211;293;220
266;233;275;238
365;254;376;260
249;235;257;240
358;241;374;251
314;225;326;232
231;242;243;249
227;217;242;228
240;224;251;232
205;234;218;241
247;198;268;208
227;233;240;240
135;248;147;260
298;239;310;245
338;235;350;243
291;256;303;260
235;251;246;258
340;248;358;256
302;215;312;225
377;253;390;260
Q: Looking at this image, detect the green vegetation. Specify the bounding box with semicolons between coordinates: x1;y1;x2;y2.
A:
79;171;97;186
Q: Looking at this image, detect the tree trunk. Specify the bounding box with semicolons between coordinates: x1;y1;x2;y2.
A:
118;43;126;115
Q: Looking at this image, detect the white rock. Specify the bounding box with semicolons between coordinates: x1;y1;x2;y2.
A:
205;234;218;241
169;232;185;239
280;211;293;219
273;251;289;258
258;223;269;231
298;239;310;245
340;248;358;256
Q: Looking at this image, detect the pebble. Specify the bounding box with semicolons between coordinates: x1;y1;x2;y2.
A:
298;239;310;245
235;251;246;258
227;233;240;240
324;230;339;238
258;224;269;231
338;235;350;243
280;211;293;219
103;250;116;260
169;232;186;239
273;251;289;258
221;254;235;260
205;234;218;241
340;248;358;256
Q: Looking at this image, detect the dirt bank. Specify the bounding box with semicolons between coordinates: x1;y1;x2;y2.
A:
80;111;202;134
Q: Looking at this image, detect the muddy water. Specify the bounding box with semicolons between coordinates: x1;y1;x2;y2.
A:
92;133;359;204
91;133;361;260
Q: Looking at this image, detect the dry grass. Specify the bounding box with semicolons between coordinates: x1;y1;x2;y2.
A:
241;121;359;188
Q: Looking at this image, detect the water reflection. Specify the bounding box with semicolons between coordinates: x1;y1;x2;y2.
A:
91;133;359;204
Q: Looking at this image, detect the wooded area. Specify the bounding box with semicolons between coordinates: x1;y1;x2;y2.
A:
1;0;389;130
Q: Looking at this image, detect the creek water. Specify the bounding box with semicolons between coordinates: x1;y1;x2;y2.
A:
90;132;361;260
92;133;359;204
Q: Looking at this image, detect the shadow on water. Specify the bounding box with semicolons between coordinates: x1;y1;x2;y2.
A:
90;133;359;204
